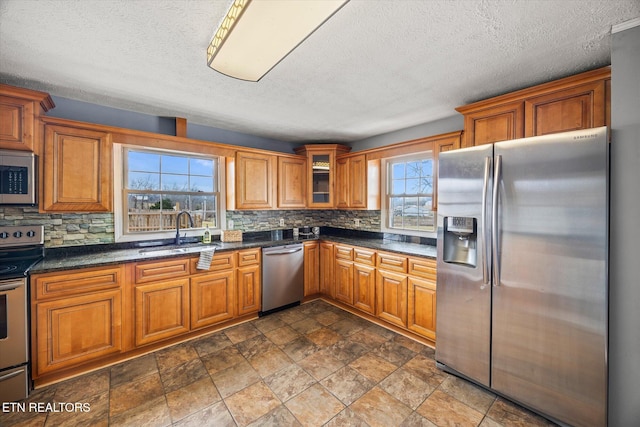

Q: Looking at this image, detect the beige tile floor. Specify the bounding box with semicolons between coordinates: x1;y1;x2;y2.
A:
1;300;558;427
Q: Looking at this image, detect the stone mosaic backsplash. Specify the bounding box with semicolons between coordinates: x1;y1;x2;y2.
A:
225;210;381;232
0;207;381;247
0;206;115;247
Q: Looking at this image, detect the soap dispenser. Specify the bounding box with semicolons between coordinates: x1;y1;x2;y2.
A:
203;225;211;244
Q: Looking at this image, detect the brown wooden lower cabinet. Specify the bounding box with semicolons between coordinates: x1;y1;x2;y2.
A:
30;265;126;379
303;241;320;296
376;269;408;328
190;270;235;329
237;263;261;315
312;241;437;343
134;278;190;346
319;242;335;297
334;258;354;305
353;263;375;314
407;276;436;340
30;249;261;385
33;289;123;377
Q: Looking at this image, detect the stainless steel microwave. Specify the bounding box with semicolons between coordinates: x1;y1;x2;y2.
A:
0;149;37;205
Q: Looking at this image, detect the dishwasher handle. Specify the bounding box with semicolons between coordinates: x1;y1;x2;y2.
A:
264;248;303;256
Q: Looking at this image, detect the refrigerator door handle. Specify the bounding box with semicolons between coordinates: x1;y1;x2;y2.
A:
481;156;491;285
492;154;502;287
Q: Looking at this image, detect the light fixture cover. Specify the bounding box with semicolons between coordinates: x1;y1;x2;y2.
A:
207;0;349;82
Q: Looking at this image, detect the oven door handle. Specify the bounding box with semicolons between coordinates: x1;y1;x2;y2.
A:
0;283;21;292
0;369;24;382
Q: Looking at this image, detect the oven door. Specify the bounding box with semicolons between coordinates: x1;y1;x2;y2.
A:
0;278;28;369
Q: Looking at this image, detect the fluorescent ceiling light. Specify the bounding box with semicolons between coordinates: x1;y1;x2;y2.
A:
207;0;349;82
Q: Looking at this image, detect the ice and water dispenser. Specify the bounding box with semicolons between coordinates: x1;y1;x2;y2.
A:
442;216;477;267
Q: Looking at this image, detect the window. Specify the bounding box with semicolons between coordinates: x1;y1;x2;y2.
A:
120;147;221;239
383;153;435;235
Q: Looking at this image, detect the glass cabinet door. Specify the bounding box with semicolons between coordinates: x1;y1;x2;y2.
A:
311;154;330;204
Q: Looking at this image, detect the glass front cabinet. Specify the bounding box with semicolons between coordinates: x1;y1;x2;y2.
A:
294;144;351;208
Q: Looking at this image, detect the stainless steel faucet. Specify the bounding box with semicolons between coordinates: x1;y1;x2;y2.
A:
175;210;194;245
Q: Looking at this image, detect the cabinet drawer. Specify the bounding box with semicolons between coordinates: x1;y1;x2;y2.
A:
134;258;190;284
33;265;124;300
354;247;376;265
334;245;354;260
190;251;236;273
238;248;260;266
377;252;408;273
408;257;436;281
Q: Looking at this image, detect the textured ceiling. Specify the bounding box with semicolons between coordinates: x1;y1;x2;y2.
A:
0;0;638;143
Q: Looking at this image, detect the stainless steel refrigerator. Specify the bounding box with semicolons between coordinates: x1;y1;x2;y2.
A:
436;127;608;427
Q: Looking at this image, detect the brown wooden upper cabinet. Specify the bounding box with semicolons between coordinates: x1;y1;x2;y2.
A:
456;66;610;148
42;124;113;212
278;155;306;208
0;84;54;152
432;132;462;211
231;151;276;209
335;153;380;210
294;144;351;208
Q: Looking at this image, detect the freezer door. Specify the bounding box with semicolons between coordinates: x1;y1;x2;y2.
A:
436;143;493;387
491;127;608;427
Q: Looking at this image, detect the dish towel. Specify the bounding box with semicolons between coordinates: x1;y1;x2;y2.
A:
196;247;216;270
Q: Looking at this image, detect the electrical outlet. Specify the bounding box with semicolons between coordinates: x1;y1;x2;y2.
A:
279;218;285;227
228;220;234;229
354;218;360;227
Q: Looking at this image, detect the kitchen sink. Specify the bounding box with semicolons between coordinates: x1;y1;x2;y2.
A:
138;244;217;257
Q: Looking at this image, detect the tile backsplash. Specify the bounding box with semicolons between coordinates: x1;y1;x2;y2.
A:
0;207;381;247
0;207;115;246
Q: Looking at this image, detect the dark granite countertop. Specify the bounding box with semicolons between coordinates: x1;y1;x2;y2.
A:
30;228;436;274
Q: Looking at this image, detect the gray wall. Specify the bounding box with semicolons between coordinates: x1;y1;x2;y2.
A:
349;115;463;152
47;96;302;154
609;22;640;427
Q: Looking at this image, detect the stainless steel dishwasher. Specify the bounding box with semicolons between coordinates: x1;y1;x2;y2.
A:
261;243;304;315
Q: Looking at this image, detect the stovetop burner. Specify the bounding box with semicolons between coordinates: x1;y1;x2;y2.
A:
0;265;18;274
0;225;44;279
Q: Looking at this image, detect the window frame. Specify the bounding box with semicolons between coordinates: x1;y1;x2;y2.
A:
380;152;436;238
113;144;226;243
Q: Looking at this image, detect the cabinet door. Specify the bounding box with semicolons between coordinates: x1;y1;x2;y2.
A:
191;270;235;329
407;276;436;340
0;85;53;151
433;133;462;210
236;151;275;209
353;263;375;314
278;156;306;208
334;259;354;305
303;241;320;296
524;80;606;137
237;264;261;315
348;154;367;208
0;96;35;151
34;290;122;377
43;125;112;212
335;157;349;208
134;278;190;346
376;270;408;328
319;242;335;297
309;151;334;208
462;101;524;148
